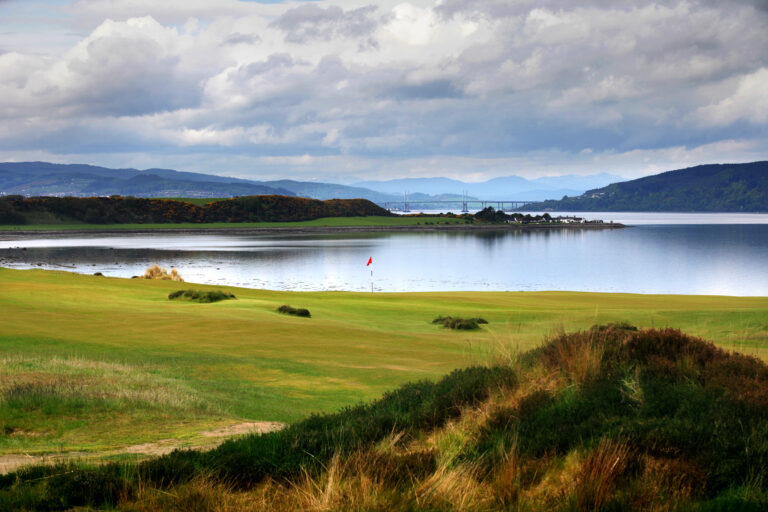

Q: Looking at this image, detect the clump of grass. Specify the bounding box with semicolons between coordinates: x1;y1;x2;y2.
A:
1;382;90;416
277;305;311;318
168;290;235;303
142;265;183;282
574;438;632;510
432;316;488;330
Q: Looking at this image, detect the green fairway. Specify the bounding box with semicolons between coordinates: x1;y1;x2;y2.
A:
0;215;468;231
1;267;767;458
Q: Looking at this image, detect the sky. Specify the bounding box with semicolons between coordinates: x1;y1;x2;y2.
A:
0;0;767;182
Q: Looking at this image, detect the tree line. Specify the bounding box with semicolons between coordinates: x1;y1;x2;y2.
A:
0;195;392;225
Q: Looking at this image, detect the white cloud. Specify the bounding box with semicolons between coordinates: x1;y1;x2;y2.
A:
694;68;768;126
0;0;766;180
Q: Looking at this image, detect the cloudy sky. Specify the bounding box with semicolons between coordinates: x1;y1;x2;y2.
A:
1;0;767;182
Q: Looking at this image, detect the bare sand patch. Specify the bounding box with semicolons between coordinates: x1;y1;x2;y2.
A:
0;421;286;474
200;421;284;438
0;452;90;475
123;439;179;456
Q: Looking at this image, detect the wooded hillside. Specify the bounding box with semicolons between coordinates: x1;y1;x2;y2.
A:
525;161;768;212
0;195;392;225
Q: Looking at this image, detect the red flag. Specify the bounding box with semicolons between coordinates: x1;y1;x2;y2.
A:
366;257;373;266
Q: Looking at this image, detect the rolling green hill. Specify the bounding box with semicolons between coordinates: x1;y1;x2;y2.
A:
526;161;768;212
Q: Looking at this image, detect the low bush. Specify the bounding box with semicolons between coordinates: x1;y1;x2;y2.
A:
432;315;488;330
168;290;235;303
277;305;311;318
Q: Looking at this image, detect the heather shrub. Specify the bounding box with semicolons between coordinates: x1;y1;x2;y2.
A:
168;290;235;303
277;305;311;317
432;316;488;330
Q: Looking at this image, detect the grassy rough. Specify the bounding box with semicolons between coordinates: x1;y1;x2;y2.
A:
4;326;768;511
0;355;220;455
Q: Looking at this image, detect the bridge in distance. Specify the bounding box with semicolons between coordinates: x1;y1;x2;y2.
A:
381;199;538;213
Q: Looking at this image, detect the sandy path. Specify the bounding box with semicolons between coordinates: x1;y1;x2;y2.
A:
0;421;285;474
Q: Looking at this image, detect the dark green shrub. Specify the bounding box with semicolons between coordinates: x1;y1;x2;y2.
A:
42;468;127;510
277;305;311;317
168;290;235;303
432;316;488;330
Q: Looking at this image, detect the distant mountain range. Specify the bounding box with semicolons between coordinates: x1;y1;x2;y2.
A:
0;162;296;198
0;162;621;203
354;173;624;201
525;161;768;212
0;162;428;202
2;160;766;212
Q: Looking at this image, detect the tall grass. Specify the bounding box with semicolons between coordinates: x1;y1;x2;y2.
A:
0;355;214;412
142;265;183;281
0;355;223;457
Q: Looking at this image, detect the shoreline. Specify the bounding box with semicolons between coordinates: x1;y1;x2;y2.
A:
0;222;625;238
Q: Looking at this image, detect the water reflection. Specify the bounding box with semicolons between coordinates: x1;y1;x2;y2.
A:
1;225;767;295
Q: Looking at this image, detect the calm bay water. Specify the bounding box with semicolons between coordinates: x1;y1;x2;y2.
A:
1;214;768;296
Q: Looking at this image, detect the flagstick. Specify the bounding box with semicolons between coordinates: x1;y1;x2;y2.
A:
370;266;374;293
